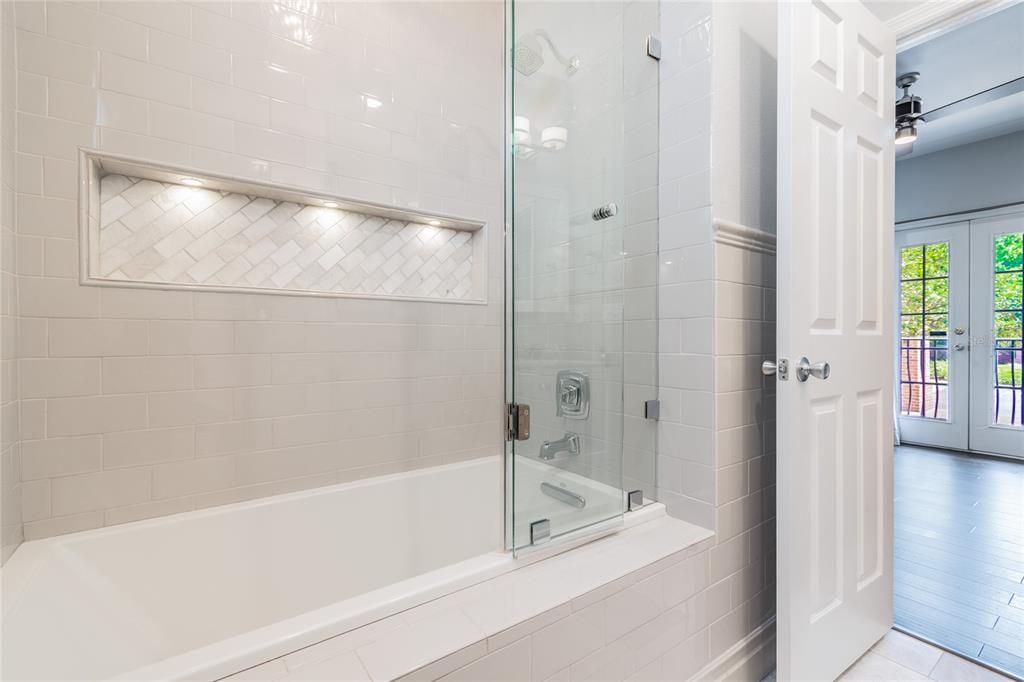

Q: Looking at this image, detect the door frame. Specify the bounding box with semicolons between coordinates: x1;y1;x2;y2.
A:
895;203;1024;232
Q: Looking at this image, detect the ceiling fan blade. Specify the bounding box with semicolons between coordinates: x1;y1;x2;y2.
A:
921;76;1024;122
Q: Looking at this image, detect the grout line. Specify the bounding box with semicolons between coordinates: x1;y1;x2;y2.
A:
926;648;942;678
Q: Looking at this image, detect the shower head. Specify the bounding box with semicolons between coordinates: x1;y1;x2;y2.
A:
514;33;546;76
514;30;580;77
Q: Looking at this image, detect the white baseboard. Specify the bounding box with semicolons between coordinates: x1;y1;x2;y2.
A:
694;617;776;682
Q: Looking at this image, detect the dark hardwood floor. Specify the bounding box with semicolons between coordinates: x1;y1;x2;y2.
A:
894;445;1024;679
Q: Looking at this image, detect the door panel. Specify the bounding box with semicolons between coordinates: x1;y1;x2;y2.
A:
895;224;970;450
777;1;895;679
969;214;1024;458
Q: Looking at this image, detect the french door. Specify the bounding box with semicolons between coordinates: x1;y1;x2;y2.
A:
970;215;1024;458
896;213;1024;459
896;224;970;450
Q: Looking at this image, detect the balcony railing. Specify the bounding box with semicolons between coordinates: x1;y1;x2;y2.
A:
898;336;1022;426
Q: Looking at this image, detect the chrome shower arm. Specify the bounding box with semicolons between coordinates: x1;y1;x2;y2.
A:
533;29;580;74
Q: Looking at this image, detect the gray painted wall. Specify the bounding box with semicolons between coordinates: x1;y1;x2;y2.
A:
896;130;1024;223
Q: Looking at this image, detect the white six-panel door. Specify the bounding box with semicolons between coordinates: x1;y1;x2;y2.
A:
777;1;895;679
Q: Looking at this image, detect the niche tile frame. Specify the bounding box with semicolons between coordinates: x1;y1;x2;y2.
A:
78;150;488;304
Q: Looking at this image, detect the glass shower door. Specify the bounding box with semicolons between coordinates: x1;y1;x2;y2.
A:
507;1;657;551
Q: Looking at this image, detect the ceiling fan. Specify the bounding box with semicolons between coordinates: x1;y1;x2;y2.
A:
894;71;1024;157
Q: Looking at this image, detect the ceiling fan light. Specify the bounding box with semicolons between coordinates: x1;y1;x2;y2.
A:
895;123;918;146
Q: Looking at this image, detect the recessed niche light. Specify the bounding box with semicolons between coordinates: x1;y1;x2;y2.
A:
322;201;340;208
364;96;383;109
180;177;203;187
428;220;441;226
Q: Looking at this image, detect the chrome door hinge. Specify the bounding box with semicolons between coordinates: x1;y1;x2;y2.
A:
644;399;660;420
505;403;531;441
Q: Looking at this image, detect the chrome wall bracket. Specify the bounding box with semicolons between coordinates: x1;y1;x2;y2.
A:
643;399;660;420
646;35;662;60
530;519;551;545
627;489;644;511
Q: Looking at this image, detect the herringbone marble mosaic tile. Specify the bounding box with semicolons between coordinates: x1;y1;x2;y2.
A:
95;174;475;300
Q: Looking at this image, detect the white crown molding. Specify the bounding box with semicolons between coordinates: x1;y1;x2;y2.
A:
713;218;777;255
890;0;1020;51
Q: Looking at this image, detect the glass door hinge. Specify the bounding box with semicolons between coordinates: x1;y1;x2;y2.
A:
644;399;660;420
505;403;531;441
647;35;662;60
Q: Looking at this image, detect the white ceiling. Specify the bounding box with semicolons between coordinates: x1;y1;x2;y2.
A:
891;2;1024;159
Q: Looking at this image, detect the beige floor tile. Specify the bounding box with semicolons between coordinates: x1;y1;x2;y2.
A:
929;652;1014;682
839;651;931;681
871;630;942;676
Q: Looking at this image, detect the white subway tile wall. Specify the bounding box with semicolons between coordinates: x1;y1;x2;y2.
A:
656;1;714;526
709;1;777;605
12;0;504;540
93;174;478;301
657;0;777;670
1;1;23;562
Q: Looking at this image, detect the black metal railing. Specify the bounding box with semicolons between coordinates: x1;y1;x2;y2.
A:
899;335;948;420
994;338;1023;426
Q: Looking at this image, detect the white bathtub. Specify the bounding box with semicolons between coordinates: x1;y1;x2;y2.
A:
2;458;506;682
2;455;638;681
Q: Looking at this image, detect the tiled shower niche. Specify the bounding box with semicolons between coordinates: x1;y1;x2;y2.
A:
80;153;486;303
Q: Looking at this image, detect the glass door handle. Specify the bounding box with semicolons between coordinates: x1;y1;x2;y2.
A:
592;203;618;221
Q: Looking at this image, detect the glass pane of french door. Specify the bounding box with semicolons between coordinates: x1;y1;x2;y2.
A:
970;214;1024;458
896;224;970;450
899;241;951;421
992;231;1022;427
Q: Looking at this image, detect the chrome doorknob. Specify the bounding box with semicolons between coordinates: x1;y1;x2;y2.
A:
797;357;830;382
762;358;789;380
954;343;966;351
